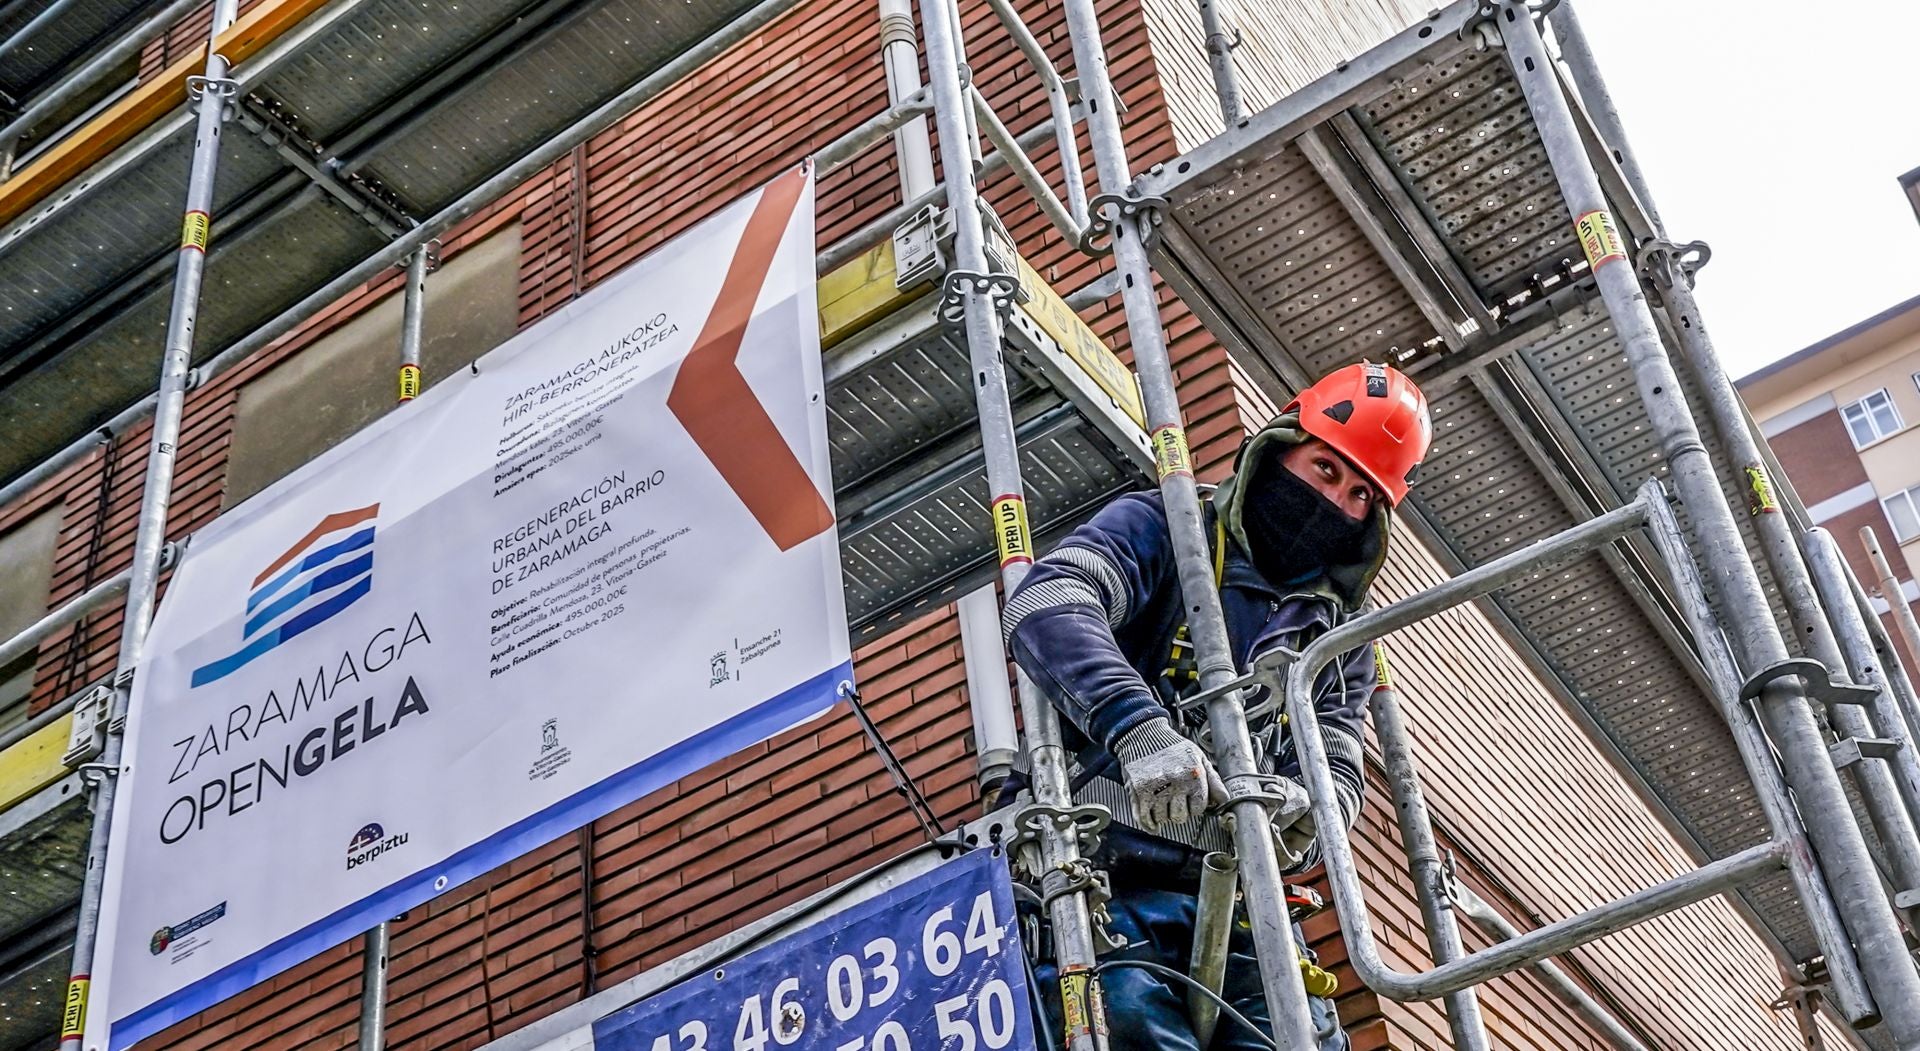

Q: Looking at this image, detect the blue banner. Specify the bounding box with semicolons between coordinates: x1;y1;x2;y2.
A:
593;849;1036;1051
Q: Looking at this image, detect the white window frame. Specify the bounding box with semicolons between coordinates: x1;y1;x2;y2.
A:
1842;388;1903;448
1883;486;1920;543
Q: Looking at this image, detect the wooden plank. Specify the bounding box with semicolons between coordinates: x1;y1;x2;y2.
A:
0;711;73;812
0;0;334;229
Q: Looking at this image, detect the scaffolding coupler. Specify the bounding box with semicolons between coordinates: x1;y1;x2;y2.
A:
1083;190;1170;255
1737;659;1881;710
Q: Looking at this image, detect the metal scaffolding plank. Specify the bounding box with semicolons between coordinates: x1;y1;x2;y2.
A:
0;0;763;483
829;286;1150;642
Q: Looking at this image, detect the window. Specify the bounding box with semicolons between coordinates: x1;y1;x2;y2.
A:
1842;389;1903;448
224;225;523;507
0;506;63;734
1886;486;1920;543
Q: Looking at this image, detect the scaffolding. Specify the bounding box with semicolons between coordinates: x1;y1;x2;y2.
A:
3;0;1920;1049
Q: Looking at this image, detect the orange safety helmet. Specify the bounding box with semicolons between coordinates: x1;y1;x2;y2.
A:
1285;362;1432;506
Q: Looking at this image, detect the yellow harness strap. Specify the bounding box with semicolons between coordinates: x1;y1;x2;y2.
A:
1162;518;1228;687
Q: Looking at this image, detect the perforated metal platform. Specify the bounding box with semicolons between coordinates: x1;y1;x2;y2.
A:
0;779;86;1051
829;268;1152;642
1135;2;1812;968
0;0;763;480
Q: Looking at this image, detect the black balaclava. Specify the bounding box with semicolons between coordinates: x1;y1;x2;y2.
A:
1240;443;1371;587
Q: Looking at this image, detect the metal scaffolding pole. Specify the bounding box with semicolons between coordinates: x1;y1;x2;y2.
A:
1370;668;1492;1051
1195;0;1242;126
357;920;390;1051
1448;880;1654;1051
1545;2;1663;233
0;572;130;671
913;4;1105;1051
1863;527;1920;679
1642;254;1920;903
1845;532;1920;750
881;0;1022;799
397;245;429;403
1546;4;1920;1022
358;241;430;1051
1496;5;1920;1043
60;2;243;1047
1640;491;1878;1027
1805;529;1920;910
1056;1;1320;1046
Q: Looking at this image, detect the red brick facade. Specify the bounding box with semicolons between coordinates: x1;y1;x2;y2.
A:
1;2;1822;1049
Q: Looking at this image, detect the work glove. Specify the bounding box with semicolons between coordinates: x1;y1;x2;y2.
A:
1271;776;1316;860
1113;718;1227;833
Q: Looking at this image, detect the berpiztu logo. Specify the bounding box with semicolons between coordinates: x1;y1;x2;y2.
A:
190;503;380;687
346;821;408;869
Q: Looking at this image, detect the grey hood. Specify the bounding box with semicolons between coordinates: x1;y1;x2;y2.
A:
1209;411;1391;614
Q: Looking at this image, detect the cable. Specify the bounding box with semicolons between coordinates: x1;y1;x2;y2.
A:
1091;959;1279;1051
1021;940;1059;1051
840;681;945;842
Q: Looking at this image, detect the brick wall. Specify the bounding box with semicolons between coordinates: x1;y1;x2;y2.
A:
1;1;1829;1049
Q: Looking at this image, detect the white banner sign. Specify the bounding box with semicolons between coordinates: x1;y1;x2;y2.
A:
86;169;848;1049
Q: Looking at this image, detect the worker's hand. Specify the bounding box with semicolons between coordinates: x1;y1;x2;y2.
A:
1113;718;1216;833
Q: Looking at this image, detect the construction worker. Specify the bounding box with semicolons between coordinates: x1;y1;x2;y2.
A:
1002;363;1432;1051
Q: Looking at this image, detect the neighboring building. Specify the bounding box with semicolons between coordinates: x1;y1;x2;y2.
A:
1739;294;1920;667
0;2;1838;1050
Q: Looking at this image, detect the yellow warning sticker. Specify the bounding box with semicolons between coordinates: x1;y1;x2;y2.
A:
1060;970;1091;1038
182;210;211;252
993;494;1033;568
1371;640;1394;689
1745;464;1780;515
1574;209;1625;271
1153;426;1193;480
398;364;422;403
61;977;88;1040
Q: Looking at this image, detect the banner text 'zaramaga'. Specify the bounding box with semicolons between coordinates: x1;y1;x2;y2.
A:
159;614;435;844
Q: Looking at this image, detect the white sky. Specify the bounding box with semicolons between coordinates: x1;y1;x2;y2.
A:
1572;0;1920;378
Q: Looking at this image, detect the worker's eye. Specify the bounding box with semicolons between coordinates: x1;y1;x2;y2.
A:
1352;487;1373;506
1315;458;1336;477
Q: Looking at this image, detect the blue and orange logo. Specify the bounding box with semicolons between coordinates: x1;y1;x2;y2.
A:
190;503;380;687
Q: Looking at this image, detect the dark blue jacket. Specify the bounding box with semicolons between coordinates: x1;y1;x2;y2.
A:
1002;491;1372;814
